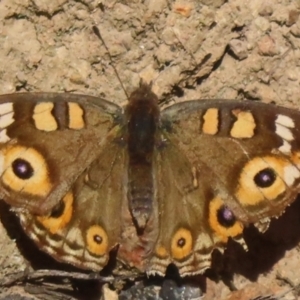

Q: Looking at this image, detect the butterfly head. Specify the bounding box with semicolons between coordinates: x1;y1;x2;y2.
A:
127;81;159;112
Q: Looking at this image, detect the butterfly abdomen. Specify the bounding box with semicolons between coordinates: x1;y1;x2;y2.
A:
126;82;160;232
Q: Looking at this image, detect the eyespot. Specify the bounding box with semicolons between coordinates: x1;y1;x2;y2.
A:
209;197;243;243
86;225;108;256
171;228;193;260
50;199;66;218
37;191;73;234
254;168;276;188
0;145;52;197
12;158;34;179
235;156;300;206
217;205;236;228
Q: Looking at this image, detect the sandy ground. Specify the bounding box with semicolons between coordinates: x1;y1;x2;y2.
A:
1;0;300;299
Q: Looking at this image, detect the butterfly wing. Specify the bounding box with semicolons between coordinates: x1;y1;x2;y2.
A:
0;93;123;214
19;140;128;271
148;99;300;276
0;92;132;271
160;99;300;222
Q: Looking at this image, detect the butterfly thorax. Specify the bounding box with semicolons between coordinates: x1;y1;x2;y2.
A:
125;83;159;233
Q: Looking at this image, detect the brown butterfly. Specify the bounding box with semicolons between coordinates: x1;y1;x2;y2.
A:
0;80;300;278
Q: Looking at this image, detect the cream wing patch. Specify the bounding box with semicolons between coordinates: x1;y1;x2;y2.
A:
283;165;300;186
276;115;295;128
0;103;14;142
0;130;10;143
0;111;14;128
275;115;295;154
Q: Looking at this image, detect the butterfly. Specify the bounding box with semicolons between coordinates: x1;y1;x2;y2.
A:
0;80;300;278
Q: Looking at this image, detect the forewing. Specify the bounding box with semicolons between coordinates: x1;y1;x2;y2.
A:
160;99;300;222
0;93;123;214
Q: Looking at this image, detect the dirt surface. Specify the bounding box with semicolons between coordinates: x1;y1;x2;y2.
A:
1;0;300;299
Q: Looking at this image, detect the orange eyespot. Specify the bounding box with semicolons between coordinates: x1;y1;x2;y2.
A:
235;156;300;206
171;228;193;260
0;145;52;197
86;225;108;256
208;197;243;243
37;191;73;234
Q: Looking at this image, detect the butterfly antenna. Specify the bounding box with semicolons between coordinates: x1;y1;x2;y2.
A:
171;28;212;78
92;26;130;100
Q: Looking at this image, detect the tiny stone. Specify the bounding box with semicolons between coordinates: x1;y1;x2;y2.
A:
258;4;273;16
287;69;298;81
173;3;193;17
254;16;271;32
287;9;300;26
229;39;248;60
257;35;278;56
